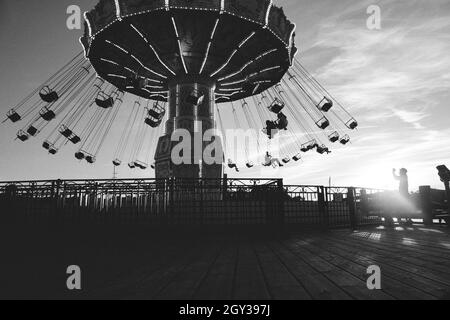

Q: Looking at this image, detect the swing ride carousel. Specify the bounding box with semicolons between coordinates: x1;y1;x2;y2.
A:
4;0;358;180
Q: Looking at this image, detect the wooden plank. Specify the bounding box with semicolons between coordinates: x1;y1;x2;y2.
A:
309;234;450;299
268;241;352;300
154;242;223;300
326;233;450;287
192;244;238;300
232;242;271;300
281;239;394;300
253;243;312;300
291;235;436;300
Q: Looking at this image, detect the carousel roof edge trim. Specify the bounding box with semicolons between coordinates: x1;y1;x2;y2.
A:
80;0;297;60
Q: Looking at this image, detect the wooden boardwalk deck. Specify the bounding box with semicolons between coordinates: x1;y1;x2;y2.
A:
2;225;450;299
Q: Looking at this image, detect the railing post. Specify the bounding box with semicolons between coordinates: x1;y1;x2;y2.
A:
348;187;357;230
419;186;433;226
222;174;228;200
318;186;327;228
277;179;285;228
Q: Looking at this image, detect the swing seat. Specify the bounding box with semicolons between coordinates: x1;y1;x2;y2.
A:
96;97;114;109
227;160;237;169
135;161;148;170
85;155;96;164
75;151;85;160
269;98;285;114
282;157;291;164
17;131;29;142
151;163;156;170
42;141;51;150
7;109;21;123
301;140;317;153
346;119;358;130
340;135;350;145
317;145;330;155
48;147;58;155
317;97;333;112
186;92;204;106
70;135;81;145
95;92;114;109
316;117;330;130
246;162;254;168
113;159;121;167
39;108;56;121
59;125;73;139
27;125;38;137
148;109;165;120
328;131;340;143
293;154;301;162
39;86;59;103
128;162;136;169
145;117;163;128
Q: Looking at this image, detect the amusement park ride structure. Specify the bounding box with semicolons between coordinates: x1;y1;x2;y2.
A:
4;0;358;180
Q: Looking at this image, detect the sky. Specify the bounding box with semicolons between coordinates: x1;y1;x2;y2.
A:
0;0;450;191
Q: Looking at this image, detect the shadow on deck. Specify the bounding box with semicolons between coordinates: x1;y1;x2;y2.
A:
1;224;450;300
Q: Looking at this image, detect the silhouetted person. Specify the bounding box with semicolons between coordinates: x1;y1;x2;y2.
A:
276;112;288;130
228;159;239;172
263;121;279;139
393;168;412;225
393;168;409;197
263;152;283;168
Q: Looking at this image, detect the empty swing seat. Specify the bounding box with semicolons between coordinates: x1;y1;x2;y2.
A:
269;98;285;114
59;125;73;139
151;163;156;170
75;151;85;160
17;131;29;142
328;131;340;143
48;147;58;155
145;102;166;128
135;161;148;170
42;141;51;150
27;126;38;137
39;86;59;103
317;97;333;112
316;117;330;130
282;157;291;164
293;154;301;161
246;162;254;168
128;162;136;169
7;109;21;123
95;92;114;109
69;135;81;144
346;119;358;130
113;159;122;167
340;135;351;145
85;155;96;164
145;117;163;128
39;107;56;121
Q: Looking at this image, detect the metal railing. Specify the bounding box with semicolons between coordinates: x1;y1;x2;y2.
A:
0;177;388;228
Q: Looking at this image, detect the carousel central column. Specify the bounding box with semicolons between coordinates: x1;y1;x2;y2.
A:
154;76;224;179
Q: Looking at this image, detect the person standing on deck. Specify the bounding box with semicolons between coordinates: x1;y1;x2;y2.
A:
392;168;412;225
393;168;409;197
